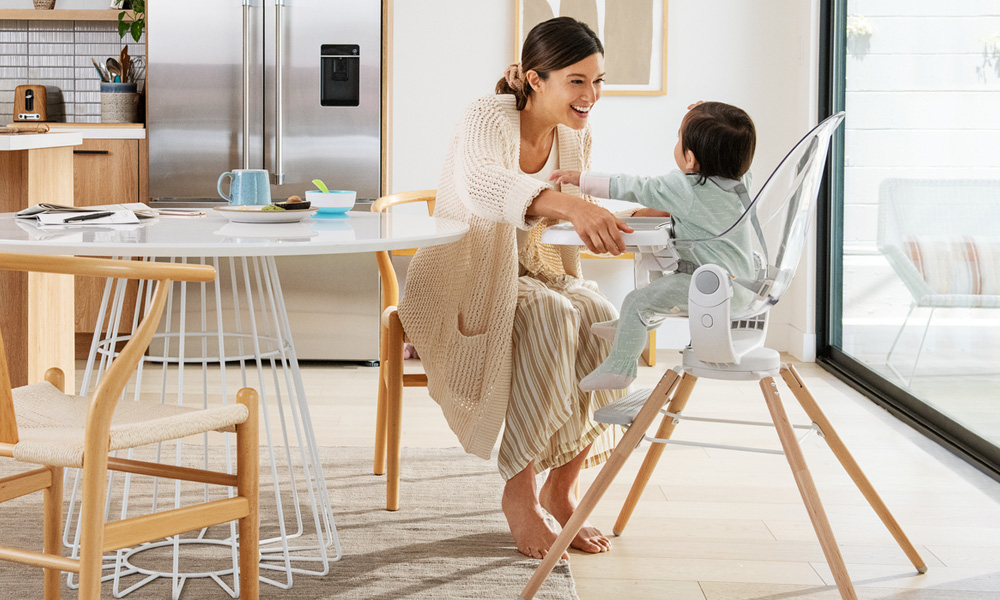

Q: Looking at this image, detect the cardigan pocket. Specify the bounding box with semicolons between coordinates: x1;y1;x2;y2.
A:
445;313;489;409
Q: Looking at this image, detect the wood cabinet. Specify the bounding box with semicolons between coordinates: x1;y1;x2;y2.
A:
72;138;147;358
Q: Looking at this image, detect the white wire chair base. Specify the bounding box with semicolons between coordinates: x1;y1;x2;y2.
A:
62;255;341;598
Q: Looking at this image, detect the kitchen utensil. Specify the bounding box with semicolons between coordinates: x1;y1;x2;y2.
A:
306;189;355;215
120;45;132;83
106;57;122;82
90;57;108;82
217;169;272;206
311;179;330;193
13;85;47;122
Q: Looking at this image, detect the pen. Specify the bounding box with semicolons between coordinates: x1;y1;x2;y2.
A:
63;211;113;223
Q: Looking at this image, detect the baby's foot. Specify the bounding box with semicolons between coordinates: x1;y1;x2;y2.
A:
590;319;618;341
580;369;635;391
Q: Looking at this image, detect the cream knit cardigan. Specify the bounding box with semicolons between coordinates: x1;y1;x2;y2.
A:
398;94;596;459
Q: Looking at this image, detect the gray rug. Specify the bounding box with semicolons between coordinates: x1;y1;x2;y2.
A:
0;446;578;599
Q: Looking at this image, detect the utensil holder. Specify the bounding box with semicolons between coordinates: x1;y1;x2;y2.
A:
100;82;139;123
33;0;56;9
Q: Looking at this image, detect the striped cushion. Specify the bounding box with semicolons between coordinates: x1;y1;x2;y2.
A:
904;236;1000;296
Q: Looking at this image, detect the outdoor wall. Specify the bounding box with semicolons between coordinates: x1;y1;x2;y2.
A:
391;0;820;357
841;0;1000;350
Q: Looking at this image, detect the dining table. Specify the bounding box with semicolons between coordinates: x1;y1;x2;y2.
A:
0;207;467;596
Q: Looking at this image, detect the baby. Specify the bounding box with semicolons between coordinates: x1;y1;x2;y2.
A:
551;101;758;390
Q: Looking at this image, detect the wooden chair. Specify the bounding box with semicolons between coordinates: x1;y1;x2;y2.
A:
0;253;259;600
372;190;436;511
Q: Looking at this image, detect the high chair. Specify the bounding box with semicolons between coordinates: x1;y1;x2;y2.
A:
372;190;436;511
0;253;259;599
520;113;927;600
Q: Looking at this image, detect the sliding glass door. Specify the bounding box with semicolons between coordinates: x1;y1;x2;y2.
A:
819;1;1000;476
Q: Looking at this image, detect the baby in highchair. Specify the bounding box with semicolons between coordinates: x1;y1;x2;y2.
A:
550;101;758;390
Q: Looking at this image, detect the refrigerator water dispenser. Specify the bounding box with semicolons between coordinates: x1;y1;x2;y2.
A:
321;44;360;106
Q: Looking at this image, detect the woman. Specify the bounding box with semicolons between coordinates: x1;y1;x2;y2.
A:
399;17;660;559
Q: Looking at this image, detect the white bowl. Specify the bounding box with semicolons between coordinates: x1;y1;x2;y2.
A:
306;190;356;214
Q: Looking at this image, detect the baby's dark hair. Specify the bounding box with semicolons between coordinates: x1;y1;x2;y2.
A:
682;102;756;184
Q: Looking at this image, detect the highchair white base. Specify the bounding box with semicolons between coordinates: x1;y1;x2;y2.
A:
681;344;781;380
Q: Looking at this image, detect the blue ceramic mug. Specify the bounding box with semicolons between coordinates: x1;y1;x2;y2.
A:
217;169;271;206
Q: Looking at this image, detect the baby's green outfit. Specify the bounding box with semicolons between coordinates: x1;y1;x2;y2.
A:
577;170;756;390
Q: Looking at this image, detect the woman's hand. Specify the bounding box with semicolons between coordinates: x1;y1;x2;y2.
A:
632;208;671;218
687;101;704;110
549;169;580;187
568;200;633;255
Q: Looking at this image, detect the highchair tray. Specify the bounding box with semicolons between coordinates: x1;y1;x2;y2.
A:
540;216;674;249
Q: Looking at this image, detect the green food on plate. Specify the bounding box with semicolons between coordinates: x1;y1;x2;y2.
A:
262;205;286;212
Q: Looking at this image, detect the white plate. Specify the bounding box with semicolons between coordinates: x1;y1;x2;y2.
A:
214;205;318;224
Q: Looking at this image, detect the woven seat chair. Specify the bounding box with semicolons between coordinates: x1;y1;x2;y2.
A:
0;253;259;600
521;114;928;600
372;190;435;511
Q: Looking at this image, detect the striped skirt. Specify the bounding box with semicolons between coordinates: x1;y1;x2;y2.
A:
497;274;626;481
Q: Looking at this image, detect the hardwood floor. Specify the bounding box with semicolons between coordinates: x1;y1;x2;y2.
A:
86;353;1000;598
292;352;1000;599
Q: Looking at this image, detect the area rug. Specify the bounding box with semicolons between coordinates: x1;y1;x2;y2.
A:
0;446;578;599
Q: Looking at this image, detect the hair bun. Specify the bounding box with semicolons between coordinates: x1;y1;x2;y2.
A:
504;62;525;92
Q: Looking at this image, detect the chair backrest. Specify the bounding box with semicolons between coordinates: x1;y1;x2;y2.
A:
371;190;436;310
878;178;1000;301
680;113;845;320
0;253;215;444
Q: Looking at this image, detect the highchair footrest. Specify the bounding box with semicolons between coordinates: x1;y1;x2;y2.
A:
594;387;654;426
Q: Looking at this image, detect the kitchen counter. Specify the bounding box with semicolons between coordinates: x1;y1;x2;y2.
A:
40;122;146;140
0;131;83;151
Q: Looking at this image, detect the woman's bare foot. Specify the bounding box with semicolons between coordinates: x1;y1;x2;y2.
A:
502;464;568;560
539;478;612;553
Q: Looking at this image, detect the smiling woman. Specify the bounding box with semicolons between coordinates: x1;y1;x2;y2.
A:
398;16;643;562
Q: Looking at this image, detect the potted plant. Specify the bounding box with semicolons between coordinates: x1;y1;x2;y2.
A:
113;0;146;42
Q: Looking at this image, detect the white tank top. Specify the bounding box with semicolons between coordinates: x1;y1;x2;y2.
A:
517;136;558;259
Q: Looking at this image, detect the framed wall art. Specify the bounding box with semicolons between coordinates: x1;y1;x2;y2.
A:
514;0;668;96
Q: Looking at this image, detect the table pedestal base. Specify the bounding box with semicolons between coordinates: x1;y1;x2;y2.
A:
62;255;339;597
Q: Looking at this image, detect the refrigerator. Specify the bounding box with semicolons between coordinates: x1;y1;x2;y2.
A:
146;0;382;362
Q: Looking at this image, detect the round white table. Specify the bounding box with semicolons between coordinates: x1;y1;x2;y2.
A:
0;209;466;596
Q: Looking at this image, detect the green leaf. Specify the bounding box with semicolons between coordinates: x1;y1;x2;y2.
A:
130;19;143;42
118;19;130;38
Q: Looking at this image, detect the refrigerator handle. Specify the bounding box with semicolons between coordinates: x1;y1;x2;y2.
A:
272;0;285;185
242;0;251;170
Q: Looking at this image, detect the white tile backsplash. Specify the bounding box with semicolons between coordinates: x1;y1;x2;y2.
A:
0;18;142;123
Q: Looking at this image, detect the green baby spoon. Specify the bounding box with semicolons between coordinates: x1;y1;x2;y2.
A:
312;179;330;193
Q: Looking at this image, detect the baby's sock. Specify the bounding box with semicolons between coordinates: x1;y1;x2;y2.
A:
579;364;636;391
590;319;618;341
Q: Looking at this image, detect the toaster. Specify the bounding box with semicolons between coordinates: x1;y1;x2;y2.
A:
14;85;47;121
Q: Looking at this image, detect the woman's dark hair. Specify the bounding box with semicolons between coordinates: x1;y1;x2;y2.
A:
496;17;604;110
682;102;756;184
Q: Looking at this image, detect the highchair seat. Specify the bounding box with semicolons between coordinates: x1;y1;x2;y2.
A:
11;382;249;468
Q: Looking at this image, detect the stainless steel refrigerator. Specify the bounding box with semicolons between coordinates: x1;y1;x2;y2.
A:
146;0;382;362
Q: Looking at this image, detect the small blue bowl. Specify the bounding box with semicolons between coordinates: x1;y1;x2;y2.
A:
306;190;355;214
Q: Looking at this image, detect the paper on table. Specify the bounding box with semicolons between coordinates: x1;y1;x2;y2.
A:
36;209;141;226
16;202;157;220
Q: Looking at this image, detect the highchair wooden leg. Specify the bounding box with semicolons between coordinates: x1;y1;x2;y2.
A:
613;372;698;536
780;365;927;574
760;376;858;600
43;465;63;600
519;369;681;600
